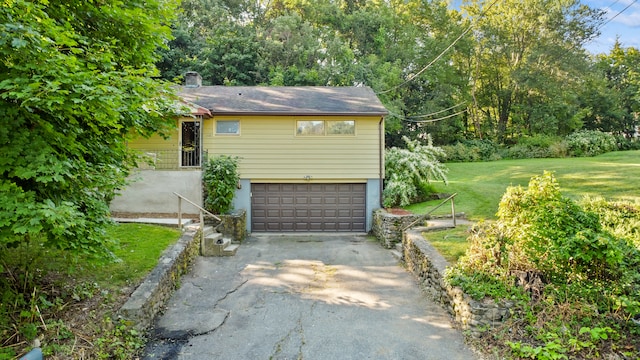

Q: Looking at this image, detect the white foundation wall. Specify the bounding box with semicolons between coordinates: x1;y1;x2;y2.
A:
110;170;203;215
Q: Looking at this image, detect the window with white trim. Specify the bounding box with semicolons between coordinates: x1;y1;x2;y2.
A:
216;120;240;135
296;120;355;136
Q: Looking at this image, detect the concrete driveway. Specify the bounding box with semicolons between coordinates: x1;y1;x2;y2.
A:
143;233;478;360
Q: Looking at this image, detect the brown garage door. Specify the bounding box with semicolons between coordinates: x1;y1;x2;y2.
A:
251;183;366;232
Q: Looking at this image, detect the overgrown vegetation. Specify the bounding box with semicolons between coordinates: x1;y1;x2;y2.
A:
203;155;241;214
446;172;640;359
441;130;637;162
0;223;180;359
1;0;177;257
383;135;448;208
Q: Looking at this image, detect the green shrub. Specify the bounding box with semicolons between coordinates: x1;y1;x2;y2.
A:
448;171;640;304
565;130;617;157
616;136;640;151
500;144;551;159
447;171;640;359
547;140;569;158
517;134;562;149
383;135;448;207
203;155;240;214
442;139;501;162
580;196;640;248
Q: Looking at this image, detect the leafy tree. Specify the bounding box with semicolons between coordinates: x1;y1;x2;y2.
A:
463;0;604;142
383;135;448;207
591;42;640;137
0;0;177;253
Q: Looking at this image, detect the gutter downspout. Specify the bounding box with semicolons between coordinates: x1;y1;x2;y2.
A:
378;116;385;207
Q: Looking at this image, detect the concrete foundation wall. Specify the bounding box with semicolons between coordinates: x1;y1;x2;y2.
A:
366;179;381;233
110;170;203;215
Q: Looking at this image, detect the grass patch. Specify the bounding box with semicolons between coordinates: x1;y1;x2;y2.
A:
422;225;472;263
0;222;181;359
406;150;640;220
93;223;182;287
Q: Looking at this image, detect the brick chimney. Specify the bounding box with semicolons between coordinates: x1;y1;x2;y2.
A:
184;71;202;88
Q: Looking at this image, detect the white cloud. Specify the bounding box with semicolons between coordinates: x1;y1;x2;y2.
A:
611;9;640;27
604;0;640;27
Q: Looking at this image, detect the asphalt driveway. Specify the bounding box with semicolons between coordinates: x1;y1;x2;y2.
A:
143;233;478;360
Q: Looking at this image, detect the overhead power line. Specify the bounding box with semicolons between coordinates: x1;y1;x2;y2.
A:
408;103;466;119
405;109;468;123
376;0;501;95
601;0;638;27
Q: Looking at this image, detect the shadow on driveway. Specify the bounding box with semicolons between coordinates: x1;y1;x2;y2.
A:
143;233;478;360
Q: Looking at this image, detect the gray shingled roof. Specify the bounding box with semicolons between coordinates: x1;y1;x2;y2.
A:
178;86;388;116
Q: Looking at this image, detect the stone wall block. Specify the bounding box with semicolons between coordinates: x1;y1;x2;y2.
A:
401;228;513;336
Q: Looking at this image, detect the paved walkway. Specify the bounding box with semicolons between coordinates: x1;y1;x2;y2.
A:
143;233;479;360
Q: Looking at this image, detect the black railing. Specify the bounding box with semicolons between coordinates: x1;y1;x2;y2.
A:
134;149;207;170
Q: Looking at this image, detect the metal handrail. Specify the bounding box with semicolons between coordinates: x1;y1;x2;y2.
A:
173;192;221;229
402;193;458;231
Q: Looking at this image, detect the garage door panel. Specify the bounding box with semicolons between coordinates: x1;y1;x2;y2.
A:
309;223;323;231
252;183;366;232
309;209;323;217
281;209;295;217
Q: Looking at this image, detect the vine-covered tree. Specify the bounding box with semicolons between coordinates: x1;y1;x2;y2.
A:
0;0;177;253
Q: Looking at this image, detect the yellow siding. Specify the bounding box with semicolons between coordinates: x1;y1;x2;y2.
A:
203;115;383;180
127;120;180;151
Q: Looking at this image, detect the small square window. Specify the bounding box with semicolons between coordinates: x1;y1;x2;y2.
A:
296;120;324;136
216;120;240;135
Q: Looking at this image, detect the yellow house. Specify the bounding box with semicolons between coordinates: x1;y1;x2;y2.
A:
118;73;388;233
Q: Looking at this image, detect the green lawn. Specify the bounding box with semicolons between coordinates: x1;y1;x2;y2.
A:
405;150;640;220
94;223;182;287
423;226;472;263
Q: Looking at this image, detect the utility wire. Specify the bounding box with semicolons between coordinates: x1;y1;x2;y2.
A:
602;0;637;27
405;109;468;123
408;102;466;118
376;0;501;95
586;0;638;48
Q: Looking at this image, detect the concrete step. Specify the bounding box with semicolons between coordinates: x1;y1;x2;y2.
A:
390;249;403;261
201;233;239;257
202;225;216;236
222;243;239;256
204;232;223;242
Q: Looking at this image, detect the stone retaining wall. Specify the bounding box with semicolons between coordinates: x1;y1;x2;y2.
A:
208;209;247;243
118;226;201;330
372;209;422;248
403;228;513;336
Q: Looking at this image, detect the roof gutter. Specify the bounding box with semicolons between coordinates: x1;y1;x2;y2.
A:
207;111;389;117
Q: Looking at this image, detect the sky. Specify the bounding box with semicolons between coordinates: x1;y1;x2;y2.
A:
583;0;640;54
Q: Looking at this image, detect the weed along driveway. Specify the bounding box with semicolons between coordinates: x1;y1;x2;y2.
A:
143;233;477;360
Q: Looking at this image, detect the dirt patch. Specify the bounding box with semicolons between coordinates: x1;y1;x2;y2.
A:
385;208;413;215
